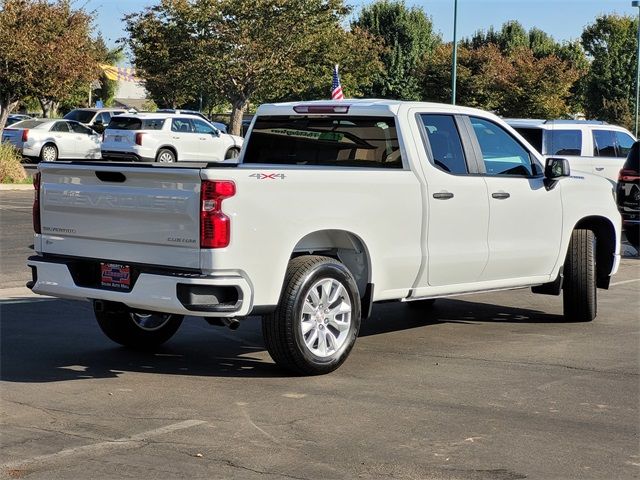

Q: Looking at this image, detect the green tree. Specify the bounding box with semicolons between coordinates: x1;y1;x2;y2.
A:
124;1;203;109
419;43;509;110
419;43;579;118
581;14;637;128
0;0;98;128
125;0;383;135
352;0;439;100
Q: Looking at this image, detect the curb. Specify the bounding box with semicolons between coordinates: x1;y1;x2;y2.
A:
0;184;33;191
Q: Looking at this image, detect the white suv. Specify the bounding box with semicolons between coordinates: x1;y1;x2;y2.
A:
101;113;243;163
505;119;636;184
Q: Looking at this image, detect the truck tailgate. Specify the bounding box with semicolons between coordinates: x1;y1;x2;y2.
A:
37;163;202;269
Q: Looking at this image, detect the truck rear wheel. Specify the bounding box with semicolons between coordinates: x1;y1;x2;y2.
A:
262;256;361;375
94;301;184;348
562;229;597;322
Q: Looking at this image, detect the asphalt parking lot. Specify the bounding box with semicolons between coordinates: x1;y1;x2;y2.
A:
1;190;639;480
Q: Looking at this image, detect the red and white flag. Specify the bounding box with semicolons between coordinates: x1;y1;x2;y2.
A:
331;64;344;100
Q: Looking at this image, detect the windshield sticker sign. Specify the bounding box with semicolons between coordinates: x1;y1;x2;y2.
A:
258;128;350;143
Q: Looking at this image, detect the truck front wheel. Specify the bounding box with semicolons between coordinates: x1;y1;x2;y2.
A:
562;229;597;322
262;256;361;375
94;301;184;348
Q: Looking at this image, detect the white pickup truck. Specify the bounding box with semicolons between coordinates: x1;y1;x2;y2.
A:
27;100;621;375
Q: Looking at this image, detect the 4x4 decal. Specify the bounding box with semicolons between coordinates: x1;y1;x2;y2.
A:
249;173;286;180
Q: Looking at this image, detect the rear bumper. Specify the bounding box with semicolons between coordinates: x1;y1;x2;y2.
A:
101;150;155;162
27;256;253;317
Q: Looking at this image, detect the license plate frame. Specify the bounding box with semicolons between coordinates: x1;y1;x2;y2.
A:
100;263;131;290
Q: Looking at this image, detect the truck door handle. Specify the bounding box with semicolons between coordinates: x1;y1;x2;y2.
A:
433;191;454;200
172;136;180;139
492;192;510;199
595;167;604;171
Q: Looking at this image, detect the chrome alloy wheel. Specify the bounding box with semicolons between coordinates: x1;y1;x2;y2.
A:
158;151;175;162
41;145;57;162
130;312;173;331
300;278;352;358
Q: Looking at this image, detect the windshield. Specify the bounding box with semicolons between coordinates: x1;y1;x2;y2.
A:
63;110;95;123
243;115;403;168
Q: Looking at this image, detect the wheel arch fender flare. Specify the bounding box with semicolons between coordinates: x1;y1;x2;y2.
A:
287;229;373;301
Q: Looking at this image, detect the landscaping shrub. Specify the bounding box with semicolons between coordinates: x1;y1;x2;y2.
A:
0;141;27;183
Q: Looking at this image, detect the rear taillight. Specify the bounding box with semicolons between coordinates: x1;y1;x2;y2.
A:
619;169;640;182
22;129;29;142
135;132;144;146
200;180;236;248
32;172;41;234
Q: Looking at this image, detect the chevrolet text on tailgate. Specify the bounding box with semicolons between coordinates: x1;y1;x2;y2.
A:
27;100;622;375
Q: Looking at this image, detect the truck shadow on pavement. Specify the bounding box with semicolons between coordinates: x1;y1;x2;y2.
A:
1;296;562;383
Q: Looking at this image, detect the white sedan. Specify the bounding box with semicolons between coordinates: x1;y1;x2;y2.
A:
1;119;101;162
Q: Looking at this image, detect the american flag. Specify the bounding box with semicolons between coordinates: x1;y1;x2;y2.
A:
331;64;344;100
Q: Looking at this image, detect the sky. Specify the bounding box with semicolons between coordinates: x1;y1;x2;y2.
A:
86;0;638;64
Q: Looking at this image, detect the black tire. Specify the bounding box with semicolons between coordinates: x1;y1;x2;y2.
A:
625;227;639;250
563;229;597;322
94;301;184;349
225;147;240;160
156;148;176;163
262;255;361;375
40;143;58;162
406;298;436;309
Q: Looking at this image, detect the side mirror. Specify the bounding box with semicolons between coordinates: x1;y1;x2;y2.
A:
211;129;220;137
545;157;570;179
544;157;570;190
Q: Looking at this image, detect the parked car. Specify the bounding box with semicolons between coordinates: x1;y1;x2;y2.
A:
1;119;101;162
6;114;33;126
505;119;636;184
100;113;243;162
617;140;640;249
156;109;229;133
63;108;126;134
28;100;621;375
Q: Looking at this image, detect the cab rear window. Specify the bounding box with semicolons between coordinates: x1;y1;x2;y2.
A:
107;117;165;130
243;115;403;168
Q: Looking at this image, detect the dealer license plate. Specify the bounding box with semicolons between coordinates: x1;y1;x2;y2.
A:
100;263;131;290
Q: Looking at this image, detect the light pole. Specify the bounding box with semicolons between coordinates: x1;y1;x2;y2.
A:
634;1;640;137
451;0;458;105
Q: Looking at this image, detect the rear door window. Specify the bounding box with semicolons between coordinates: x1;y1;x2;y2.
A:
419;114;468;174
544;129;582;156
243;115;403;168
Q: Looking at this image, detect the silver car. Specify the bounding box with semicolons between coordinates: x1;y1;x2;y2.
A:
1;119;102;162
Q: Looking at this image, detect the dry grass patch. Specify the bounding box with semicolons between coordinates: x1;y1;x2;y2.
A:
0;141;28;183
